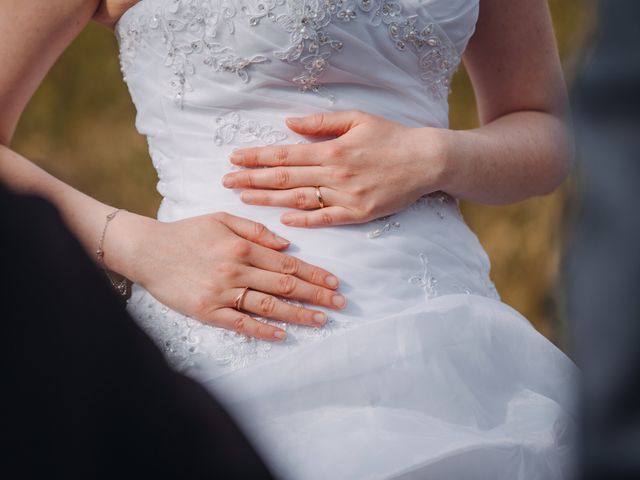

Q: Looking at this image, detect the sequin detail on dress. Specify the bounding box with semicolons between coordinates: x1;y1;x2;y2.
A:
116;0;461;105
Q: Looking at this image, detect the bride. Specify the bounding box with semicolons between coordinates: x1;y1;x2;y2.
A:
1;0;578;478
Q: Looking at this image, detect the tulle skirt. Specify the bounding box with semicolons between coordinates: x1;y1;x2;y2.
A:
126;196;577;479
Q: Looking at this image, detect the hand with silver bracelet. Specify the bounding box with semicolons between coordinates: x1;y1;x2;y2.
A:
102;210;345;342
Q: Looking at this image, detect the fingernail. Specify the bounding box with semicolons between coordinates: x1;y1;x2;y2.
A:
275;235;290;245
229;153;244;164
286;117;304;126
313;312;327;326
326;275;339;288
240;191;253;202
281;214;294;225
332;294;346;308
222;176;234;187
274;330;287;340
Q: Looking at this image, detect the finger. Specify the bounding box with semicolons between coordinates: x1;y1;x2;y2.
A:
217;212;290;250
285;111;361;136
241;266;347;310
235;288;328;327
229;142;322;168
240;186;343;211
222;166;324;190
206;307;287;342
280;206;357;228
247;243;340;289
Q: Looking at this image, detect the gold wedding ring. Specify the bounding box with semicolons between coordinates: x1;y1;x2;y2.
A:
314;185;325;208
234;286;250;310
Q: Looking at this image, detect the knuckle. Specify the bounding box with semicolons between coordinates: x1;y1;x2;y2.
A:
253;221;268;239
278;274;297;295
193;296;208;317
229;240;252;259
232;315;247;334
275;168;291;188
215;261;235;275
352;183;368;197
242;150;257;166
362;199;377;217
274;146;289;166
309;267;324;285
259;295;277;316
310;112;325;130
294;189;307;209
312;287;325;305
192;291;215;318
324;143;344;159
332;165;351;181
280;255;299;275
320;211;333;225
244;173;255;189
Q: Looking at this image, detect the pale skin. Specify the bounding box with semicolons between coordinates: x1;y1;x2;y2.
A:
0;0;573;340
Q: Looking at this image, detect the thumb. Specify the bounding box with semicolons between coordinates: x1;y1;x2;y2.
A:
219;213;291;250
285;111;359;136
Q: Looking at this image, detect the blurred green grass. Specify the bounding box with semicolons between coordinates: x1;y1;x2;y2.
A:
12;0;594;350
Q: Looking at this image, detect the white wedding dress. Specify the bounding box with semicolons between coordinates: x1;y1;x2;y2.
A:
115;1;578;478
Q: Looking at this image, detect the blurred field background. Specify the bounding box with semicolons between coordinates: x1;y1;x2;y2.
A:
12;0;594;351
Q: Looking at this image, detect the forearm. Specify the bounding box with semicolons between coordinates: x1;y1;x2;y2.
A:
430;110;573;205
0;145;151;279
0;0;154;280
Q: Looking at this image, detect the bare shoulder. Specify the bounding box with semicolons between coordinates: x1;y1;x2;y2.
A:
93;0;141;29
0;0;102;143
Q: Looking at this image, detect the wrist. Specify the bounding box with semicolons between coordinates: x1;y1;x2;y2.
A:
409;126;461;197
102;209;157;284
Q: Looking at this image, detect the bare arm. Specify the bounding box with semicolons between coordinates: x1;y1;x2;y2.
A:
0;0;144;269
439;0;574;204
0;0;344;340
215;0;573;228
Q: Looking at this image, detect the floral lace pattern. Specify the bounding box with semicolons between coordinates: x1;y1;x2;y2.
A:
128;290;352;372
408;252;439;298
116;0;461;106
408;249;500;301
214;111;289;145
367;191;459;238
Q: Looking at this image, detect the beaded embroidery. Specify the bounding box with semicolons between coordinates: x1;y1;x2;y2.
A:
116;0;461;106
408;252;439;298
214;111;289;145
367;215;401;238
366;191;459;238
408;250;500;301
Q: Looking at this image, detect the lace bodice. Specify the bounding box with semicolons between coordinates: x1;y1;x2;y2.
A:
116;0;478;121
116;0;497;375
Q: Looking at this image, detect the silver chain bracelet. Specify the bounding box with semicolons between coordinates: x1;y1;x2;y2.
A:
96;208;129;296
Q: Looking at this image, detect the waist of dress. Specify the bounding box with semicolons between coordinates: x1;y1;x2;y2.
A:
155;188;498;303
127;191;499;375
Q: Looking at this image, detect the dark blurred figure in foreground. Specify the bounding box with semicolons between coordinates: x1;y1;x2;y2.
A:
0;182;273;479
565;1;640;479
